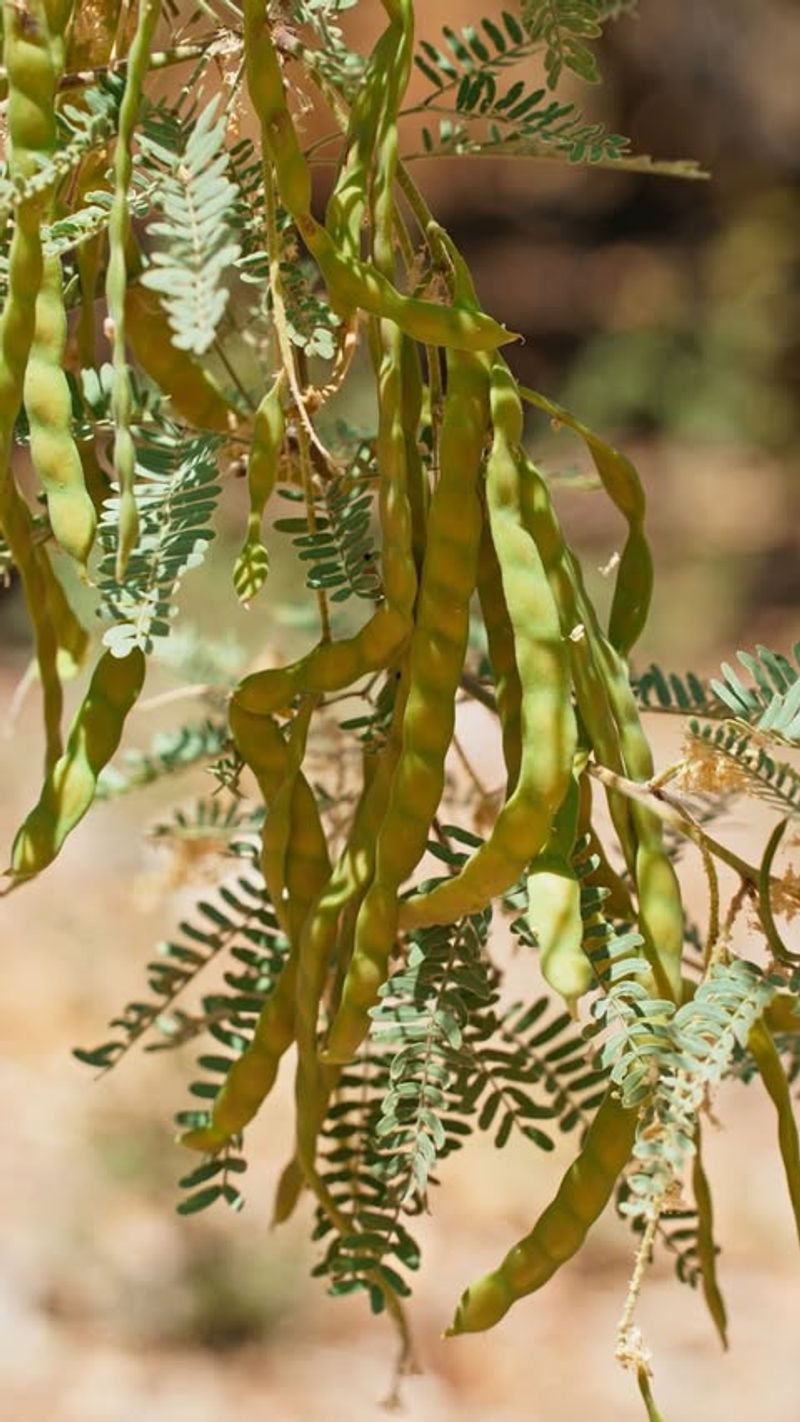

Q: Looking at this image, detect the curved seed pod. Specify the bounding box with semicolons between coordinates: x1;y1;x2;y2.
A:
233;373;285;605
631;839;683;1003
514;451;637;873
400;336;429;579
9;647;146;880
582;598;683;1003
447;1090;638;1334
258;703;315;931
105;0;163;579
325;23;401;258
748;1019;800;1243
0;2;63;768
233;72;418;714
294;665;409;1193
528;867;585;1000
19;4;95;571
233;606;411;719
549;527;682;1002
399;363;576;932
179;962;298;1153
527;772;590;1004
476;506;522;794
609;532;653;659
41;554;89;681
228;702;330;941
691;1123;728;1348
233;308;417;715
180;701;331;1154
303;222;516;351
304;5;426;1069
257;703;329;943
509;441;670;987
369;0;418;629
242;0;515;352
25;254;97;569
231;363;417;717
520;385;653;657
242;0;313;218
270;856;370;1222
324;347;488;1062
373;341;417;632
228;699;291;801
271;1154;306;1227
325;0;413;265
369;0;413;279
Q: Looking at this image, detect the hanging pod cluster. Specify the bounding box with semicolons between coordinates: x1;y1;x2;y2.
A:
176;0;686;1334
0;0;685;1308
3;3;797;1408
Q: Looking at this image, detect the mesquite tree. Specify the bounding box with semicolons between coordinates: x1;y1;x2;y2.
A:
1;1;798;1415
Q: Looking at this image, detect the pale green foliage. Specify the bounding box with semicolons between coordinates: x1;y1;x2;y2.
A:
711;644;800;744
634;647;800;814
621;961;778;1221
96;429;221;657
138;98;241;355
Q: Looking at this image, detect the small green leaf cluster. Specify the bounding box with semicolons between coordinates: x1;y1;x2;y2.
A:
620;961;778;1222
711;644;800;744
138;98;242;356
520;0;605;87
273;462;381;606
415;13;630;164
96;428;221;657
636;644;800;746
0;76;122;221
74;862;280;1077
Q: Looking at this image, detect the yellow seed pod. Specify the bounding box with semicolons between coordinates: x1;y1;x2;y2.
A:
527;860;589;1003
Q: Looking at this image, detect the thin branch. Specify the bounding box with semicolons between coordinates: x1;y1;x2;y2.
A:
588;762;764;887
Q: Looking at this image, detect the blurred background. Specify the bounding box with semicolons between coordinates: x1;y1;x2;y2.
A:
1;1;799;1419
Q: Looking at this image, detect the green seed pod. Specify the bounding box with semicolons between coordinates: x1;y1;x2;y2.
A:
233;374;285;605
0;0;64;769
447;1091;637;1334
25;255;97;569
399;363;576;931
324;347;488;1062
9;648;146;880
105;0;163;580
527;773;589;1003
